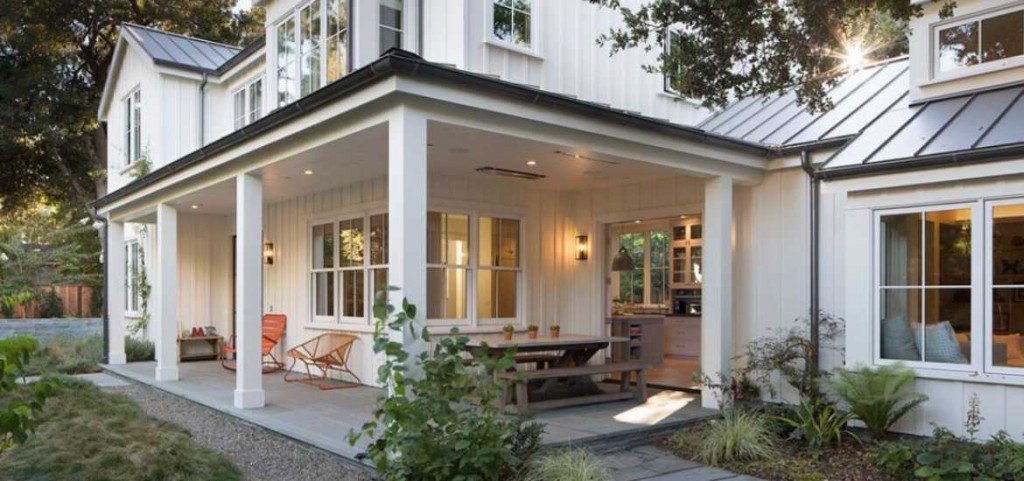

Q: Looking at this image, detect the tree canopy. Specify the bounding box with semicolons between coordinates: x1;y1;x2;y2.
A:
589;0;956;113
0;0;264;214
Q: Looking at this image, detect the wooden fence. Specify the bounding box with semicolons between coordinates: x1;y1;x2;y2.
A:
7;284;97;318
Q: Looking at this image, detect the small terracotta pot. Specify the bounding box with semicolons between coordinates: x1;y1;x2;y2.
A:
503;331;514;340
527;330;538;339
550;328;560;338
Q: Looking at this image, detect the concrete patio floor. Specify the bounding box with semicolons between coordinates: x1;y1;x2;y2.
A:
104;361;715;461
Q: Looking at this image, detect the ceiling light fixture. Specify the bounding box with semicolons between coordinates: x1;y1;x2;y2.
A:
190;204;200;210
526;160;537;166
553;150;620;165
303;169;314;175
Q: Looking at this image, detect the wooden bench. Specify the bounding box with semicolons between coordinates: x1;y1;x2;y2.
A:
497;361;647;413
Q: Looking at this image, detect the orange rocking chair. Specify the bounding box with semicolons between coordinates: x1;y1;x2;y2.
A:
284;332;362;390
221;314;287;374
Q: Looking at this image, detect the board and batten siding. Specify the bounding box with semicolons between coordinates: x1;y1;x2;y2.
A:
106;43;162;194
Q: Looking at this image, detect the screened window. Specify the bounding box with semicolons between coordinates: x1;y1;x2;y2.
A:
937;8;1024;74
477;217;520;320
123;89;141;165
492;0;532;48
379;0;403;54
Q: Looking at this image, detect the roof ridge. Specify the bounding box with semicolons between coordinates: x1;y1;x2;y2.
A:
122;22;241;51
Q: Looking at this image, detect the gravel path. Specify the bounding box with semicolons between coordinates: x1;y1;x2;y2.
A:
105;383;376;481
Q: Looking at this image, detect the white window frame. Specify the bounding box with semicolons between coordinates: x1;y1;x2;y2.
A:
122;87;141;167
307;207;388;329
871;201;984;373
275;0;351;108
930;3;1024;82
984;197;1024;376
475;213;524;326
232;76;264;130
426;210;474;326
610;226;672;308
663;28;683;95
125;240;143;316
378;0;404;55
486;0;541;57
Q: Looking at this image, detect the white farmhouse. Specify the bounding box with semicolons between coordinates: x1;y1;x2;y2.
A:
94;0;1024;447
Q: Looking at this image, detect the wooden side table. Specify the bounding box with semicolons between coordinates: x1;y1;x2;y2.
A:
178;335;224;362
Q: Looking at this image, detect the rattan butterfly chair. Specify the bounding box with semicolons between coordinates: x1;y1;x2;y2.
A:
284;332;362;390
221;313;287;374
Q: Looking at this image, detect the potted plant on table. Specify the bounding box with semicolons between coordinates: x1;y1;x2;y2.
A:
549;325;560;338
502;324;515;340
527;324;540;339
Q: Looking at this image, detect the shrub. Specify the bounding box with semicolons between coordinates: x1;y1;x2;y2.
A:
25;335;103;376
832;364;928;439
777;402;856;456
521;449;611;481
125;336;155;362
870;441;917;479
0;335;58;453
694;411;775;466
349;289;543;481
37;289;63;318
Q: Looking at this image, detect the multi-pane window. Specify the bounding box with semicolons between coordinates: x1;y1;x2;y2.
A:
937;7;1024;74
125;241;143;313
123;89;141;165
492;0;532;48
427;212;470;321
276;0;349;107
617;232;645;305
379;0;403;54
232;77;264;130
616;229;671;307
650;231;670;305
477;217;520;320
309;213;388;324
663;28;683;94
989;202;1024;371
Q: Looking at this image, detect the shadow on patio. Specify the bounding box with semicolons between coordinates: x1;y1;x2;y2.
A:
104;361;715;461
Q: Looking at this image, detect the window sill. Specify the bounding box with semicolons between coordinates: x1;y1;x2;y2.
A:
306;322;374;334
923;59;1024;88
484;38;544;61
657;91;703;107
883;363;1024;387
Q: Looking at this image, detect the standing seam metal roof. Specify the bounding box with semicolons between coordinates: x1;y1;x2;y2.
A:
122;23;242;73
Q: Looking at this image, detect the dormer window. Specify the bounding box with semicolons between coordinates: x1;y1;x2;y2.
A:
935;6;1024;77
276;0;349;107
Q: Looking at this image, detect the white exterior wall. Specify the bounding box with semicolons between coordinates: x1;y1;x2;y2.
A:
159;75;203;166
909;0;1024;102
106;45;162;193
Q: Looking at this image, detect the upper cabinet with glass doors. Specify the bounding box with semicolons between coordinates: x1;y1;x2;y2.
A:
671;216;703;288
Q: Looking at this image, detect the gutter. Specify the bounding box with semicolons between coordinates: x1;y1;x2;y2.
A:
816;141;1024;180
199;72;208;146
800;150;821;379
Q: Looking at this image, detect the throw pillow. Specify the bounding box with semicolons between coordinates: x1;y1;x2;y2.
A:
882;315;920;361
915;321;969;364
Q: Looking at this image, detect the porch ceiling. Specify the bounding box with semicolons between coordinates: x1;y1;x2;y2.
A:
162;121;698;216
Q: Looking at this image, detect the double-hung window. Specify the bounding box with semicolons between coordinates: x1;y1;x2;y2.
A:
232;77;264;130
379;0;403;54
477;216;520;321
125;241;143;313
123;89;141;165
491;0;532;49
310;212;388;325
277;0;349;107
935;6;1024;77
427;212;470;322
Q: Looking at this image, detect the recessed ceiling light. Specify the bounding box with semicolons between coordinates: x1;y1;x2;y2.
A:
634;219;642;224
526;160;537;166
680;215;687;219
303;169;313;175
190;204;200;210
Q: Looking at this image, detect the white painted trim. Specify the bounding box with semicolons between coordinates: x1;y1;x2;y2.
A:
928;1;1024;82
484;0;543;59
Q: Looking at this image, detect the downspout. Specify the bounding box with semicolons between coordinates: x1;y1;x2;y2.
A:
800;150;820;379
90;208;110;364
199;72;208;146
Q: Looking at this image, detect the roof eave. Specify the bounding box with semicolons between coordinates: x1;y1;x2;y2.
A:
816;142;1024;180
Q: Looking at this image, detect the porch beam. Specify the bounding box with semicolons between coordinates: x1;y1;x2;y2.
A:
234;173;265;409
106;219;127;365
701;176;733;409
386;105;428;364
154;204;179;381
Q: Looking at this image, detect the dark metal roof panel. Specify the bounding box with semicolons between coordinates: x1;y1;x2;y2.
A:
762;66;880;145
123;24;241;73
869;96;971;162
711;95;776;134
977;92;1024;148
729;90;797;139
920;87;1023;155
700;96;759;131
827;68;911;138
824;95;915;168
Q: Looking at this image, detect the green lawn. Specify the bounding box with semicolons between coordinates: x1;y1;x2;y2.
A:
0;379;241;481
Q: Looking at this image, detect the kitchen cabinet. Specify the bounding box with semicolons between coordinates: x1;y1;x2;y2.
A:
671;216;703;288
663;316;700;359
607;316;664;367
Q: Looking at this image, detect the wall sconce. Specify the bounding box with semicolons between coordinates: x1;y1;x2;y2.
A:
263;242;275;265
575;235;589;261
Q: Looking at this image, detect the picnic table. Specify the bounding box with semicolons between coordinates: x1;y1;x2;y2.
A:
465;334;647;412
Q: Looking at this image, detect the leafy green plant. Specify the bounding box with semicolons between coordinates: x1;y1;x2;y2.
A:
913;427;976;481
694;410;776;466
832;364;928;439
125;336;155;362
0;291;31;318
348;288;543;481
0;335;58;453
777;402;856;456
521;448;611;481
870;441;918;479
37;289;63;318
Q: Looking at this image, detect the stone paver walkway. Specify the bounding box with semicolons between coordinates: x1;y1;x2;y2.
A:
601;444;765;481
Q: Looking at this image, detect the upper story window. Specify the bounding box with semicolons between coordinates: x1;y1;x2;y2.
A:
123;88;141;166
935;6;1024;76
232;77;264;130
491;0;532;49
277;0;349;107
379;0;403;54
663;28;683;95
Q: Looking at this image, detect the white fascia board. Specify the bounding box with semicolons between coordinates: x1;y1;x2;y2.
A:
97;35;133;120
822;155;1024;198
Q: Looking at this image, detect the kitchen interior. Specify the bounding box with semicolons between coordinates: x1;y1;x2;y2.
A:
606;215;702;390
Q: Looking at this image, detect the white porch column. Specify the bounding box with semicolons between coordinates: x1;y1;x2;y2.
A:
386;106;428;363
106;219;127;365
701;175;733;409
154;204;179;381
234;173;265;409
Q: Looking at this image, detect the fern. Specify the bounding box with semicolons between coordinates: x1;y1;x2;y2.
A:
831;364;927;439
